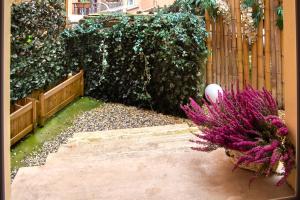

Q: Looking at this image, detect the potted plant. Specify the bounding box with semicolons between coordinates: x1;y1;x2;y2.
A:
181;85;295;186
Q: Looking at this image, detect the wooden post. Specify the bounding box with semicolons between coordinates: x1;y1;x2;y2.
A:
275;26;282;108
212;21;217;82
270;0;277;100
280;28;284;109
220;16;225;86
80;70;84;96
282;0;296;190
216;17;221;84
235;0;243;88
2;0;11;195
257;19;264;89
224;24;230;88
243;37;249;85
251;41;258;89
39;93;45;126
32;99;37;131
27;97;37;131
230;0;237;86
205;10;213;84
264;0;272;91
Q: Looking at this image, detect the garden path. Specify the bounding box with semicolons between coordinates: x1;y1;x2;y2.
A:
11;124;294;200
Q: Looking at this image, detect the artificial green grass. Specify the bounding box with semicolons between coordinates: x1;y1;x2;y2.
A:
11;97;102;171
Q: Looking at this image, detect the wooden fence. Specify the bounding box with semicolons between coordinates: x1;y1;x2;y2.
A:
205;0;284;108
39;70;84;125
10;70;84;145
10;98;37;146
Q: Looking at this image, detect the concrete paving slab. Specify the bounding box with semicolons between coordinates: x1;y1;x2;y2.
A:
11;124;294;200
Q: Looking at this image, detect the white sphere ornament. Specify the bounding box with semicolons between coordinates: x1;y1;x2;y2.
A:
205;84;223;103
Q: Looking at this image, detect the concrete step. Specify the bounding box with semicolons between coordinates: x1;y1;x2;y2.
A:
44;124;197;163
45;128;195;166
12;149;294;200
68;124;198;143
45;146;192;167
11;124;294;200
56;133;192;155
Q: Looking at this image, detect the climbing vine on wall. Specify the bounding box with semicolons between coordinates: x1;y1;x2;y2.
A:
11;0;75;101
63;13;207;115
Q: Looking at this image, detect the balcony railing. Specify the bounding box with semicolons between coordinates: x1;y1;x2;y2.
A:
72;0;124;15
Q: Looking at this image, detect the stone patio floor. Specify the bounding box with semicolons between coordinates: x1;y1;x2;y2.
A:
11;124;294;200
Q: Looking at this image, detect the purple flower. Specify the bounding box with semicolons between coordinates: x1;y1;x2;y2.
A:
181;84;295;186
277;127;288;136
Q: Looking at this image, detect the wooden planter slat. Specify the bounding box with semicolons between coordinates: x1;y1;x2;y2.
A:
10;99;35;146
11;124;33;146
43;70;83;98
10;101;32;120
39;70;84;126
10;70;84;145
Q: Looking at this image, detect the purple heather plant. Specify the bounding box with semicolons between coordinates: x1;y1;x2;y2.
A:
181;85;295;186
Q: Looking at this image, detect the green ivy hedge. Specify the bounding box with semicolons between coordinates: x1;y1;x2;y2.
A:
11;0;75;101
63;13;207;115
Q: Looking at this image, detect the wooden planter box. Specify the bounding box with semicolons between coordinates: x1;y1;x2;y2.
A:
10;98;37;146
10;70;84;145
225;149;279;173
38;70;84;125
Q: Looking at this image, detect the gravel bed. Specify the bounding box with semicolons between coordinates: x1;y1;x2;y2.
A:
11;103;187;180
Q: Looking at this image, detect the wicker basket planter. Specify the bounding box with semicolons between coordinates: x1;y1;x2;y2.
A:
225;149;279;173
182;86;295;186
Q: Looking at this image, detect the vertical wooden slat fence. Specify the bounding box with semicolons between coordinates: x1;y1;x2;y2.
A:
205;0;284;108
205;10;213;84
